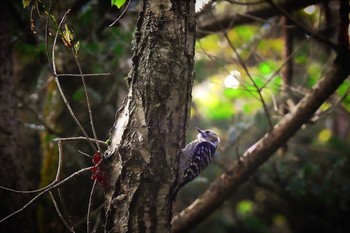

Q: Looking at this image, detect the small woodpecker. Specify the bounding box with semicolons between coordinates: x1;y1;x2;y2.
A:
175;127;220;194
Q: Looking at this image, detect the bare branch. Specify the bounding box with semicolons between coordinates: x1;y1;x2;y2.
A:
54;136;107;146
109;0;132;27
0;167;92;224
49;191;75;233
51;9;97;152
70;54;101;152
56;73;110;78
265;0;337;50
223;32;273;129
87;180;97;233
197;0;337;51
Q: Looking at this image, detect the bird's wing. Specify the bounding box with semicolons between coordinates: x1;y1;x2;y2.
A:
179;141;216;188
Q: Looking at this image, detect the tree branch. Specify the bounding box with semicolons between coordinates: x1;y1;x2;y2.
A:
197;0;336;49
172;2;350;231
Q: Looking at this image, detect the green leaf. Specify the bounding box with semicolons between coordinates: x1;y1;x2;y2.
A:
62;24;74;48
22;0;31;8
73;88;84;101
74;41;80;55
111;0;127;8
208;102;234;120
295;54;307;64
237;200;254;216
258;62;272;75
196;34;221;52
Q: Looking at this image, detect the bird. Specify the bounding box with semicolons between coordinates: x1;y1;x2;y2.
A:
175;127;220;194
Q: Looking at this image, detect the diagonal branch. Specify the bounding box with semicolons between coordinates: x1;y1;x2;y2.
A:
172;2;349;231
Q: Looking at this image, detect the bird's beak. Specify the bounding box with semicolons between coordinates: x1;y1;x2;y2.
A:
196;127;205;135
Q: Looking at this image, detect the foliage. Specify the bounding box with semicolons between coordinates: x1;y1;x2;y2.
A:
176;1;350;233
1;0;350;233
111;0;127;9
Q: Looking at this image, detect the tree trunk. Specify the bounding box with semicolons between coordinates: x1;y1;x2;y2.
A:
103;1;195;232
0;1;35;232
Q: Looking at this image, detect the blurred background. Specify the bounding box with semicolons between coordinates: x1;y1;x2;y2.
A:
1;0;350;232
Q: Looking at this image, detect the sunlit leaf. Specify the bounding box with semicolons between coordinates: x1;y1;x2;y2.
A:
196;34;221;52
307;63;321;87
237;200;254;216
44;133;56;143
223;88;237;98
62;24;74;48
226;25;258;47
111;0;127;8
74;41;80;55
208;102;234;120
257;38;283;56
258;62;272;75
251;75;265;88
22;0;31;8
337;80;350;111
318;129;332;142
236;25;258;41
242;104;252;114
295;54;307;64
337;79;350;96
272;75;282;88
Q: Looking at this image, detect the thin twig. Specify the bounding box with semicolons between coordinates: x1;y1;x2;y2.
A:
0;167;92;224
0;140;65;194
54;136;107;146
52;9;97;152
223;32;273;129
91;211;101;233
265;0;337;51
87;180;97;233
57;73;110;78
0;188;50;224
55;141;64;181
72;204;104;228
260;36;312;91
109;0;132;27
44;9;53;72
197;41;261;101
73;146;93;158
71;54;101;152
50;191;75;233
0;182;56;194
57;187;74;230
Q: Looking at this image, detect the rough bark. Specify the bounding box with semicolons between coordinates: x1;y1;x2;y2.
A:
171;1;350;232
0;1;35;232
103;1;196;232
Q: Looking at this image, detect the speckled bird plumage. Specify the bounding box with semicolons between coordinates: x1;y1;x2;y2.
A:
176;127;220;193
